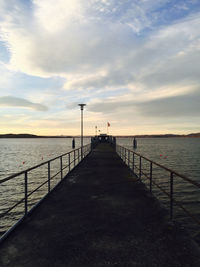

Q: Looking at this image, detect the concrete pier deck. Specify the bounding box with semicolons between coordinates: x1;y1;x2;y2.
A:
0;143;199;267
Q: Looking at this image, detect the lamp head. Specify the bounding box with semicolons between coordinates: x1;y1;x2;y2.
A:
78;104;86;110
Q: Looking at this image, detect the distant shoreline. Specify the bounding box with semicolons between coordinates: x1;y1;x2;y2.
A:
0;134;73;138
0;133;200;138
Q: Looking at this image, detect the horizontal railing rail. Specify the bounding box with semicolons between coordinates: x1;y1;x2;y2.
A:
116;144;200;228
0;143;91;242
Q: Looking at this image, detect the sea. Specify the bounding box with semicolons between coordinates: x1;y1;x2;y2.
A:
0;137;200;237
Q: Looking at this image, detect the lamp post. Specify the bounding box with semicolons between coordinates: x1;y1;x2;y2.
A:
78;104;86;159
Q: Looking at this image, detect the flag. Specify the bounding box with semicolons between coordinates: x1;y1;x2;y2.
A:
107;122;110;127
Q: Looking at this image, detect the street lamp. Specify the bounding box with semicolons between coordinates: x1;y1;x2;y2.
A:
78;104;86;159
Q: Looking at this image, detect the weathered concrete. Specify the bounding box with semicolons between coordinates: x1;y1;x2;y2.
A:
0;143;199;267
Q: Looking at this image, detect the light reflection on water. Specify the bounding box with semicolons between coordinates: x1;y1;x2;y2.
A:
0;137;199;235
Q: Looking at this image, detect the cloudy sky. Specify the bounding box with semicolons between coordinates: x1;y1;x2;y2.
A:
0;0;200;135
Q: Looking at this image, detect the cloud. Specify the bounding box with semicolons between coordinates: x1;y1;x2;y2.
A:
0;96;48;111
88;87;200;119
0;63;13;89
88;97;134;114
0;2;191;67
33;0;84;33
0;1;199;92
62;12;200;101
0;0;200;134
136;90;200;118
1;0;134;77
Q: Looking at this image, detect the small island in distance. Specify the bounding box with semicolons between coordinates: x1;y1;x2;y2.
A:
0;133;200;138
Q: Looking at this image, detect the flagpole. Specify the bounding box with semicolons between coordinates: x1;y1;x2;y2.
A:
107;122;110;135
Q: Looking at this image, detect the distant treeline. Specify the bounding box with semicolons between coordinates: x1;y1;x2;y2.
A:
0;133;200;138
0;134;73;138
118;133;200;138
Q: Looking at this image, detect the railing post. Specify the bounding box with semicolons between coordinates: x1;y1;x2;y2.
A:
24;171;28;216
48;161;51;193
60;156;63;180
139;156;142;179
74;150;76;167
78;148;80;163
125;148;126;163
132;153;135;173
170;172;174;220
150;162;152;193
68;153;71;172
128;150;130;168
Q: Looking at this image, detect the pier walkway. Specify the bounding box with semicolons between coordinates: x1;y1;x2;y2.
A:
0;143;199;266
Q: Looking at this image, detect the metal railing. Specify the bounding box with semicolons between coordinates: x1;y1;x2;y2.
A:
116;144;200;229
0;143;91;242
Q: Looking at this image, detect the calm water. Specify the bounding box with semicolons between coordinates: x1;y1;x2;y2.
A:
0;137;200;236
117;137;200;182
0;138;90;179
0;137;90;234
117;137;200;235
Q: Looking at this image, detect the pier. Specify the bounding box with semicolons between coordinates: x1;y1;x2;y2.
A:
0;142;200;266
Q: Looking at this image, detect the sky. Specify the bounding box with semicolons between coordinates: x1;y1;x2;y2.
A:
0;0;200;136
